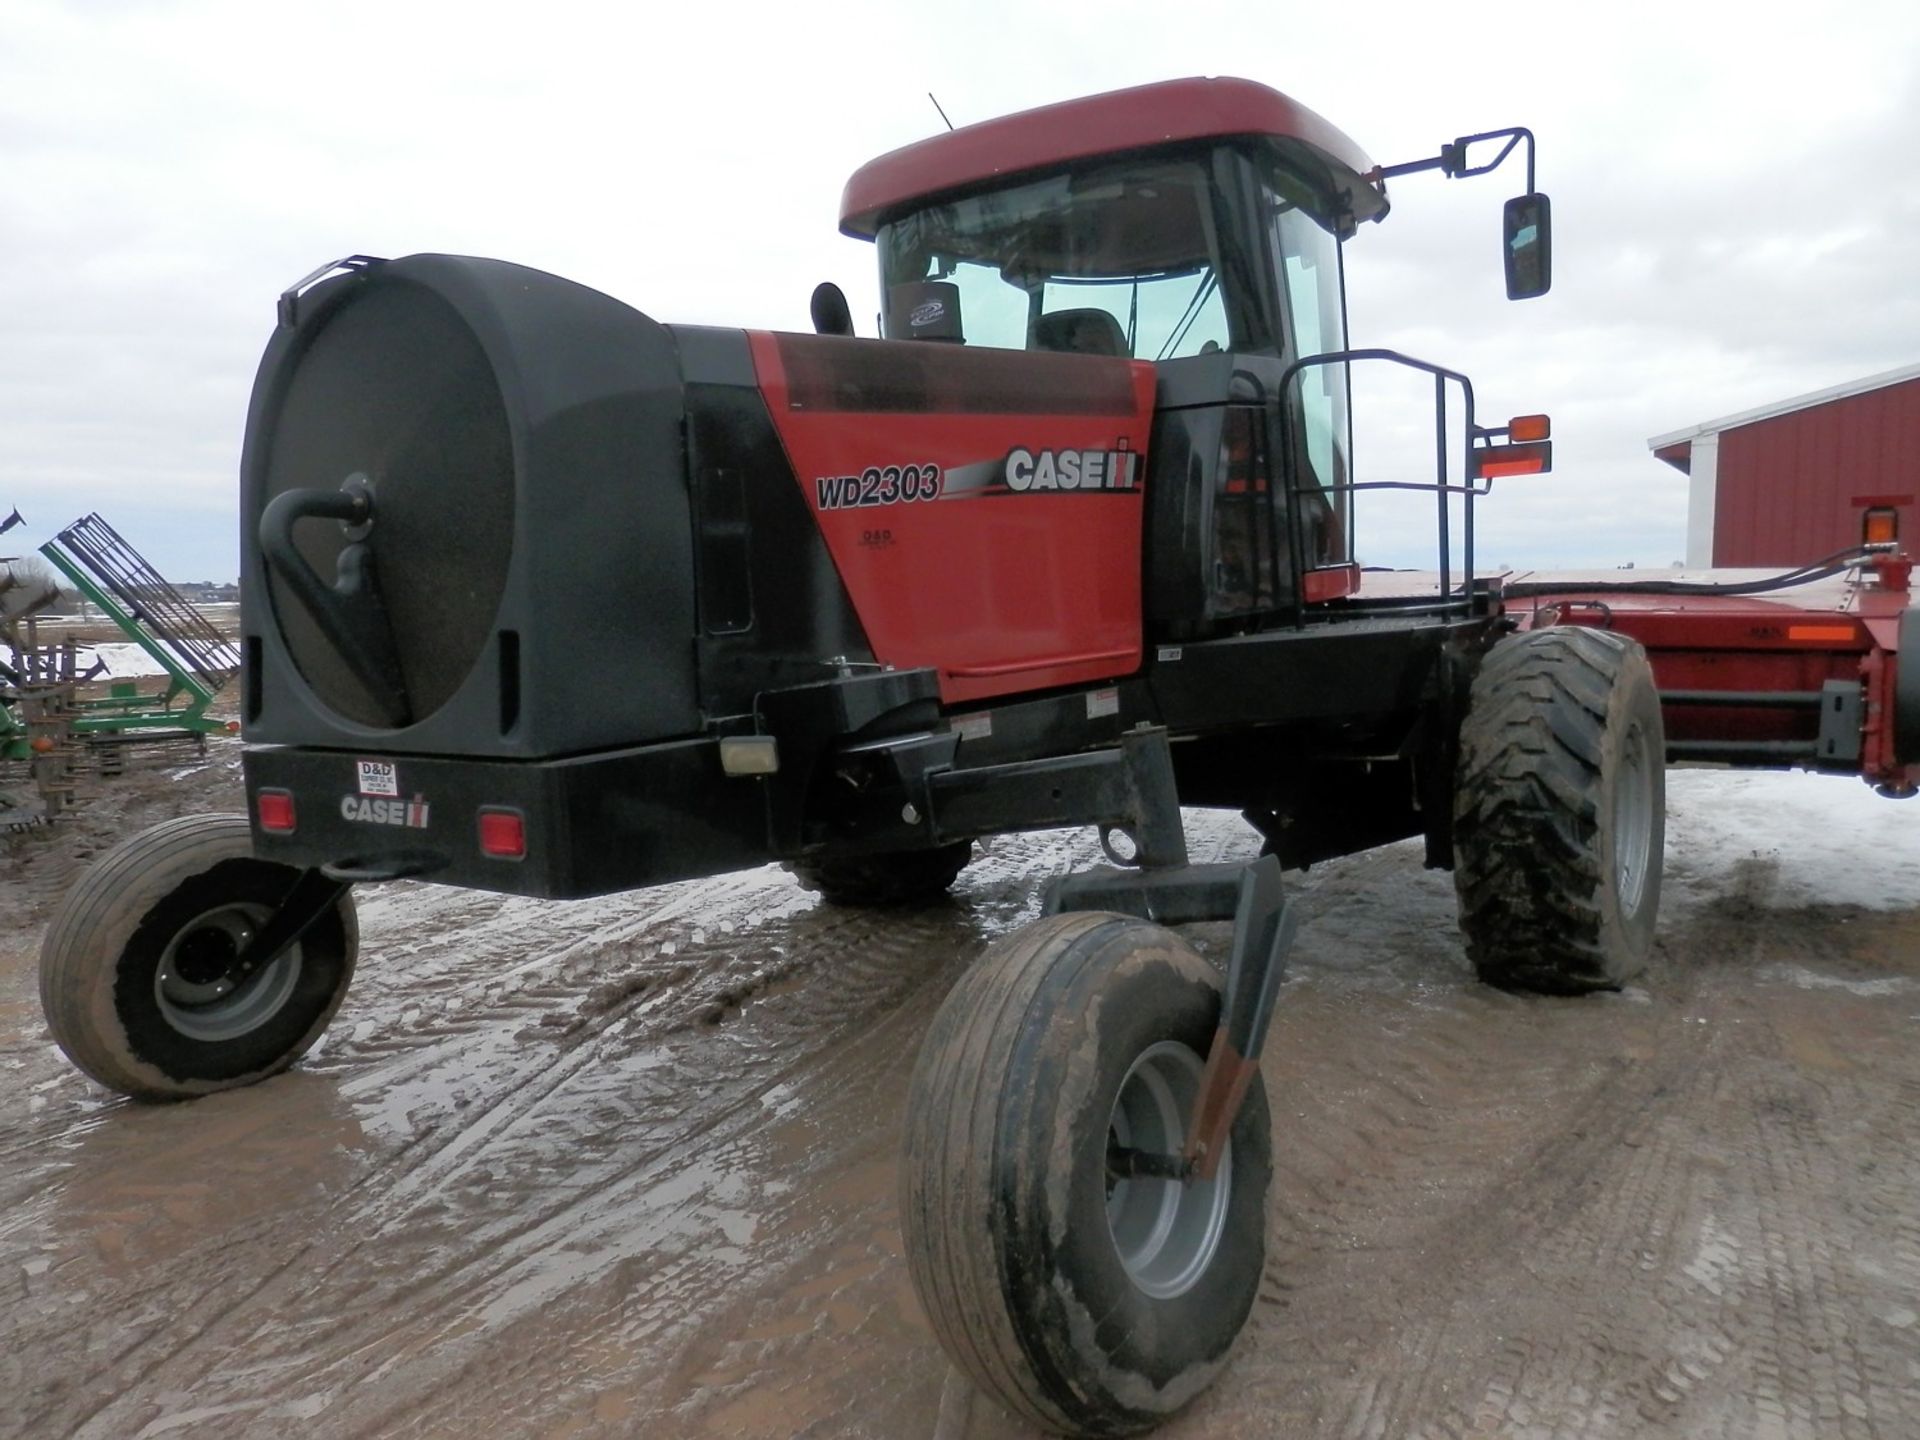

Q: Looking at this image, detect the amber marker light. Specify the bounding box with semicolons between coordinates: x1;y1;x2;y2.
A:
1863;506;1899;548
1786;625;1857;643
1474;441;1554;479
1507;414;1551;442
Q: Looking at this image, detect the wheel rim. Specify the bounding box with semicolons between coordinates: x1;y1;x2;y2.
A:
1614;720;1654;918
153;902;303;1042
1105;1040;1232;1300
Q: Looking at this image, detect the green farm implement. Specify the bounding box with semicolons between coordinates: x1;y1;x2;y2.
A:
3;513;237;826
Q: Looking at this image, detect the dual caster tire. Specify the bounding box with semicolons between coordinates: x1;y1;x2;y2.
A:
902;912;1270;1436
39;813;358;1101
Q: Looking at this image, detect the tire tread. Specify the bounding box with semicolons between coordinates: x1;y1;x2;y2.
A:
1453;627;1662;994
902;911;1111;1432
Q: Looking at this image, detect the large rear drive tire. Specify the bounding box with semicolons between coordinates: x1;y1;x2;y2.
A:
901;912;1271;1437
1454;626;1665;994
788;840;972;907
39;813;358;1101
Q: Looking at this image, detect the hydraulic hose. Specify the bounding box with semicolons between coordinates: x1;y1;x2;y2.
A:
1503;545;1880;599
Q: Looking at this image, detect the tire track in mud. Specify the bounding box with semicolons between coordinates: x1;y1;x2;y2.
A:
1617;898;1920;1440
1229;981;1712;1433
1;872;810;1433
16;912;934;1437
1474;882;1919;1440
322;945;961;1440
11;824;1225;1440
1178;852;1920;1440
12;798;1920;1440
3;846;1010;1213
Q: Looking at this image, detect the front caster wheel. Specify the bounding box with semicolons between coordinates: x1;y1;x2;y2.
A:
901;912;1271;1437
39;813;358;1101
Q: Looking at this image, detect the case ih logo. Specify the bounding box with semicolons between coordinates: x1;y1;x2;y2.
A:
1004;445;1139;493
341;793;432;829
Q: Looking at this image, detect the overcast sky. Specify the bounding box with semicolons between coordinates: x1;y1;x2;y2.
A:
3;0;1916;582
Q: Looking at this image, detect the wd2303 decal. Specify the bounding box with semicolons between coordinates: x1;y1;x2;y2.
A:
814;463;943;510
812;446;1142;512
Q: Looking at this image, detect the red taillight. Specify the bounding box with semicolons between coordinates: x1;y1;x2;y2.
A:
257;790;296;834
477;808;527;860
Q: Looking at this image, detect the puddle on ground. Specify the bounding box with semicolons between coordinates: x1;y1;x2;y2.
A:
35;1072;369;1278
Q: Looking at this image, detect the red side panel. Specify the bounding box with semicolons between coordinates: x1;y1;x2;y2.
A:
748;332;1156;705
1512;563;1916;790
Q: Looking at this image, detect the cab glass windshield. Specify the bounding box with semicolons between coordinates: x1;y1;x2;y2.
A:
876;159;1230;359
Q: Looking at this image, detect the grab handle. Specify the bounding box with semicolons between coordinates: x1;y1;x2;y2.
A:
259;480;412;726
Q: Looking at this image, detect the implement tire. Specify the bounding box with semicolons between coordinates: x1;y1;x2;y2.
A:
788;840;972;907
901;912;1270;1436
39;813;358;1101
1454;626;1664;994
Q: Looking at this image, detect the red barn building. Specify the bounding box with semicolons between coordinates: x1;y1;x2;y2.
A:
1650;363;1920;566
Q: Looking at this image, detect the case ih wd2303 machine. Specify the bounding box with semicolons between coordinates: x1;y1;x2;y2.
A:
41;78;1916;1434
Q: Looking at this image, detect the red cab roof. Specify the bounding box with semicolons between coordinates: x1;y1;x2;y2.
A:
839;76;1385;238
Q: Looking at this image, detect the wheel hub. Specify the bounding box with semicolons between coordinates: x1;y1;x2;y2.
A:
171;925;240;987
1615;720;1654;917
1104;1040;1232;1300
154;902;303;1042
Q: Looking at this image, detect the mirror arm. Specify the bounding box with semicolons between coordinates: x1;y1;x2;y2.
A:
1370;153;1448;182
1373;127;1537;193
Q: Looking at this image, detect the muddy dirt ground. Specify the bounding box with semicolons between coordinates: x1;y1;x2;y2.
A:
2;750;1916;1440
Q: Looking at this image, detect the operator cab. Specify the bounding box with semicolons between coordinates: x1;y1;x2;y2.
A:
843;79;1386;637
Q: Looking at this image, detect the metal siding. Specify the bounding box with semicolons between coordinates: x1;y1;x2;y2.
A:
1712;376;1920;564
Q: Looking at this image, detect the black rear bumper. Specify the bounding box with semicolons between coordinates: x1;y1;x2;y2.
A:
244;738;772;899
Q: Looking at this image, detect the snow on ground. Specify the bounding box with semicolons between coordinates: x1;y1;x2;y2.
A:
65;640;241;679
79;642;170;679
1666;767;1920;911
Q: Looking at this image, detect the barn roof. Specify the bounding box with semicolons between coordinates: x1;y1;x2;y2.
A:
1649;361;1920;474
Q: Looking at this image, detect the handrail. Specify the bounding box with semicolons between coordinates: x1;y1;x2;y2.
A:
1274;347;1484;619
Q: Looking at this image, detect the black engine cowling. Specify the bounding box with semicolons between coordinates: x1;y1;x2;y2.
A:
240;254;700;758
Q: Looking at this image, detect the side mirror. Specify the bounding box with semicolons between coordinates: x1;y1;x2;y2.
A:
1503;193;1552;300
810;282;855;337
